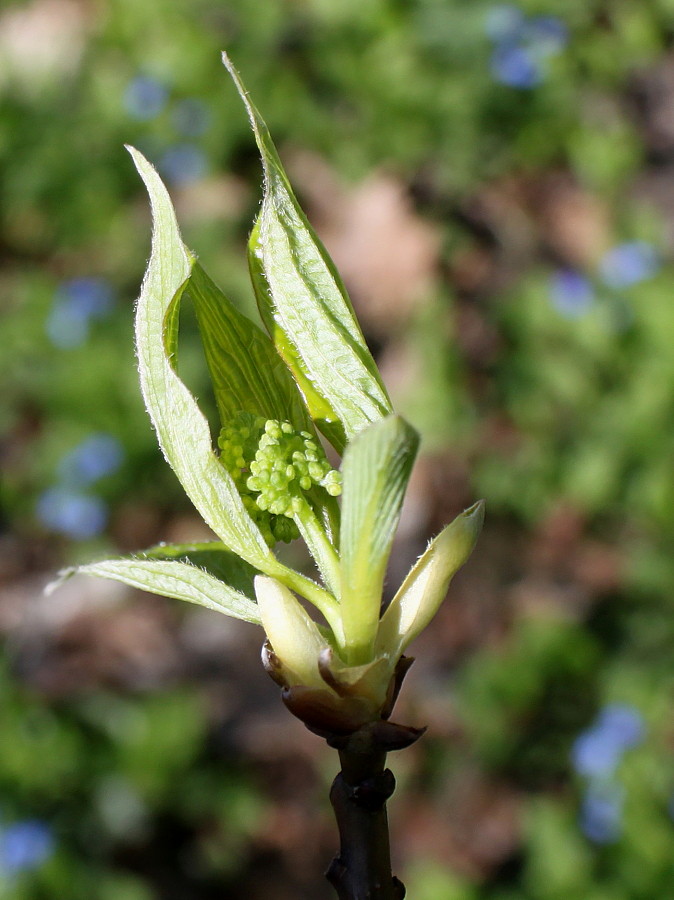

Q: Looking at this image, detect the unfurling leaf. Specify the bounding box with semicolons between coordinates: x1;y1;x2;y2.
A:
129;147;341;630
187;261;313;432
376;500;485;659
339;416;419;663
223;53;393;452
52;557;261;624
139;541;258;601
128;146;275;571
248;219;347;452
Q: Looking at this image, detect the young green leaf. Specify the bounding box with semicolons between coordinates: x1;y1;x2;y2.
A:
139;541;258;601
376;500;485;659
187;261;313;432
223;53;393;451
51;558;262;624
139;541;341;639
339;415;420;664
128;146;275;571
248;218;347;453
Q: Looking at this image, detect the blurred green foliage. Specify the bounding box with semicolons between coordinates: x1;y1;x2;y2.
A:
4;0;674;896
0;661;263;898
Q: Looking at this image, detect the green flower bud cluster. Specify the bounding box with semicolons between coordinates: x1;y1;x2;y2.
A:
219;411;288;546
247;419;342;511
218;412;342;546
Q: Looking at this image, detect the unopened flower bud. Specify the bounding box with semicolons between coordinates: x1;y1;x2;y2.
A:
219;412;341;546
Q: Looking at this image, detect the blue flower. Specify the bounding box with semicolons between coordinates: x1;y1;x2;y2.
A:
571;704;645;777
549;269;595;318
0;821;53;874
172;98;211;137
37;488;108;540
159;143;208;185
595;704;645;750
599;242;660;289
572;704;645;844
46;303;89;349
57;434;125;487
124;75;169;121
491;44;542;89
46;278;114;349
571;729;622;779
486;6;568;89
60;278;113;319
580;782;623;844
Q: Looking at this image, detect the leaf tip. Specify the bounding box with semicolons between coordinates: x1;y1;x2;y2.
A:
221;50;235;76
465;498;486;531
44;567;76;597
221;51;251;114
221;51;272;181
125;145;158;186
125;143;143;166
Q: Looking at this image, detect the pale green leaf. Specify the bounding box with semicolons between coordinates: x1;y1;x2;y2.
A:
376;500;484;658
248;218;347;452
128;146;274;570
52;558;262;625
339;415;420;663
223;53;393;451
129;150;339;627
139;541;258;601
187;261;313;431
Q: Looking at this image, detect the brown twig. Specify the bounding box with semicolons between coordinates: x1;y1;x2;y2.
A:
263;652;424;899
326;740;405;900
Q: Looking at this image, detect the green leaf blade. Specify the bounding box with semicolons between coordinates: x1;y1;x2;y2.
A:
224;53;393;449
376;500;485;659
52;557;262;625
261;204;392;434
139;541;258;601
339;415;420;663
248;218;347;452
128;146;275;571
188;262;312;432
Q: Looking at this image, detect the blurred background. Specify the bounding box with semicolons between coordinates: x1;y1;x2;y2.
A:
3;0;674;896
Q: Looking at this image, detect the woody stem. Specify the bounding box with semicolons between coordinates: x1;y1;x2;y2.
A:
326;745;405;900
